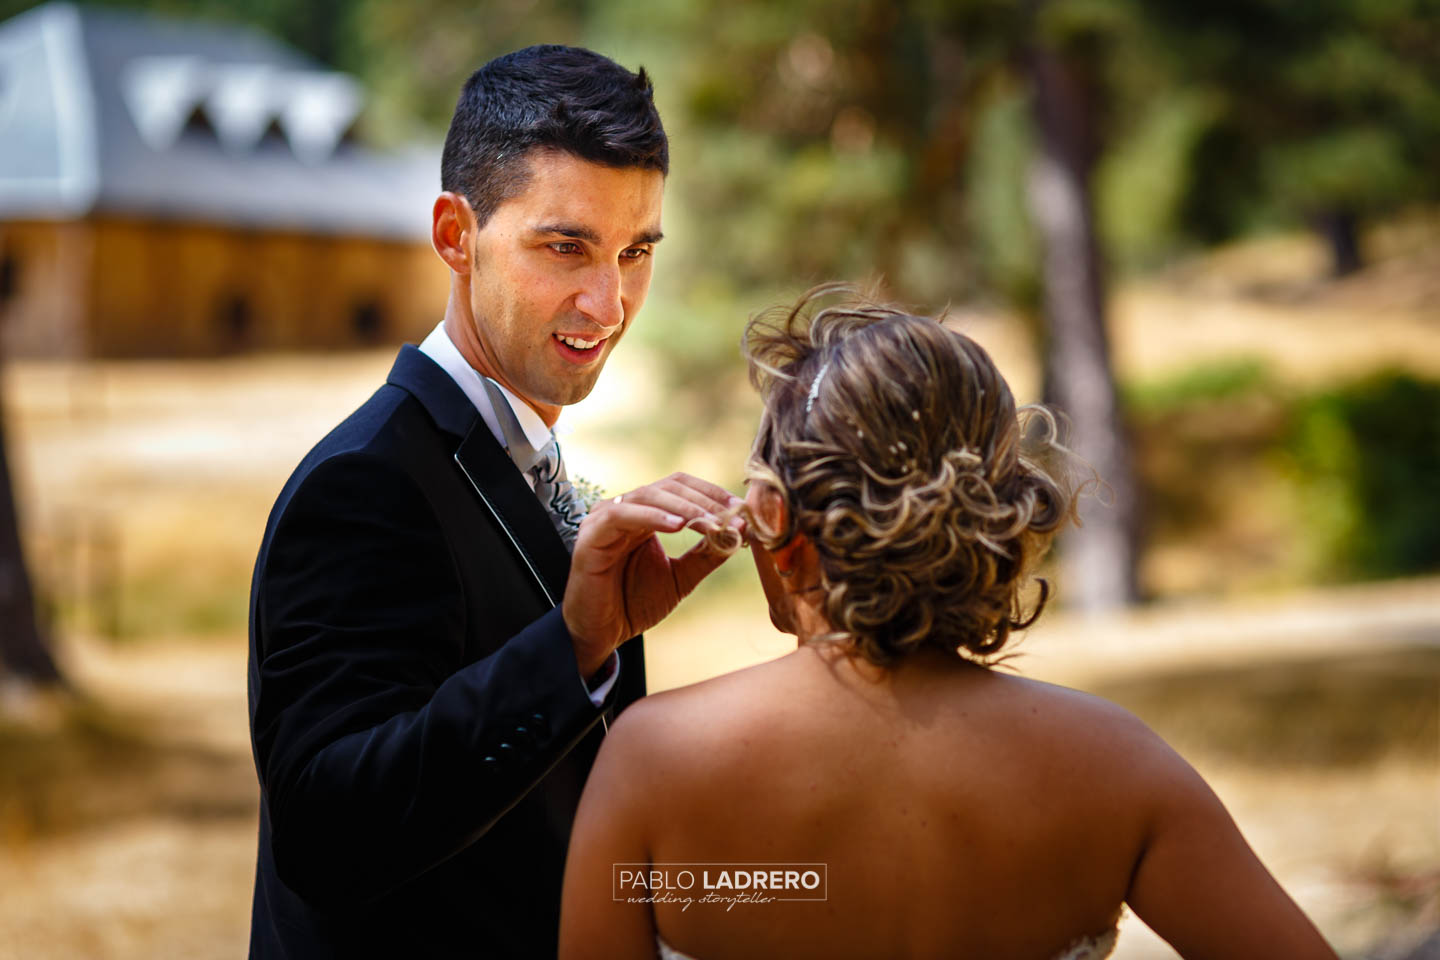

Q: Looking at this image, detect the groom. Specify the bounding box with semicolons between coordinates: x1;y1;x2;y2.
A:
247;46;739;957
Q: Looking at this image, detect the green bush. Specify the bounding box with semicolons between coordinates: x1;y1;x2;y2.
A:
1125;362;1440;593
1123;357;1274;414
1286;371;1440;580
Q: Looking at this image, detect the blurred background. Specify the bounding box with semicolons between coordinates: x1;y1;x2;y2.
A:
0;0;1436;956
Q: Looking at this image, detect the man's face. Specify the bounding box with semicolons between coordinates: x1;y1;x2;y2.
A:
464;150;664;415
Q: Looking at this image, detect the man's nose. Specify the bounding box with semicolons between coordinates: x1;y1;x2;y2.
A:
574;264;624;331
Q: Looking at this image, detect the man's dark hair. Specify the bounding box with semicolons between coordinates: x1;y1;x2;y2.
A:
440;45;669;229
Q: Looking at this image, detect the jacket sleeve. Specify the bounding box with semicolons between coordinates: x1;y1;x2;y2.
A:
250;451;608;906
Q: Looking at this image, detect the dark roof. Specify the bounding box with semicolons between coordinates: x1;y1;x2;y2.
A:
0;3;438;239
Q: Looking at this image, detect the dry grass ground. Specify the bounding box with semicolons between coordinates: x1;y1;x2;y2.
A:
1;585;1434;959
1;223;1437;958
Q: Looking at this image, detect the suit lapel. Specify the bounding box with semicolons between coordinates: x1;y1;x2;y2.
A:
385;345;477;439
386;344;571;609
454;421;571;608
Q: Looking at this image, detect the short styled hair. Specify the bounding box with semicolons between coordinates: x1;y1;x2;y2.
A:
740;285;1078;665
440;45;669;229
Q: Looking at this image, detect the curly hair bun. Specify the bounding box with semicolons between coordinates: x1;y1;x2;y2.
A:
742;284;1077;665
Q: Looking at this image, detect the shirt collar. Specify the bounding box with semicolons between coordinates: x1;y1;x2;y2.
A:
417;320;554;454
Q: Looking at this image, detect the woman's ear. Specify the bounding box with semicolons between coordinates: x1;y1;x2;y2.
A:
745;481;787;542
776;531;824;590
771;535;804;576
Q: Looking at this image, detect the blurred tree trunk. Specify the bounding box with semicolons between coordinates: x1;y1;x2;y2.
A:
1025;32;1140;612
0;369;58;685
1317;208;1363;277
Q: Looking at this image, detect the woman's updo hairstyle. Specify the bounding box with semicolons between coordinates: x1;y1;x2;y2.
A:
742;284;1077;665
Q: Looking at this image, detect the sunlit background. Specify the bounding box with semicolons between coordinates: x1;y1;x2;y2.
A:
0;1;1436;957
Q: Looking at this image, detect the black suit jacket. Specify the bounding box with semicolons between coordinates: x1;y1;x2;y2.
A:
246;345;645;958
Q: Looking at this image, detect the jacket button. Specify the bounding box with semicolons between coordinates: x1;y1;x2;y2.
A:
480;755;501;775
508;724;535;749
530;713;550;738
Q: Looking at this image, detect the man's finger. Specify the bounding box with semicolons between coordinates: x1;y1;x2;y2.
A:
670;534;737;598
610;485;720;525
642;474;739;515
667;472;743;511
614;473;737;519
581;502;686;542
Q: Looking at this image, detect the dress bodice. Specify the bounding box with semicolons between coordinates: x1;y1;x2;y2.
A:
655;909;1123;960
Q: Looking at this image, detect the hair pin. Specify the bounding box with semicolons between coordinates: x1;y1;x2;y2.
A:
805;360;831;415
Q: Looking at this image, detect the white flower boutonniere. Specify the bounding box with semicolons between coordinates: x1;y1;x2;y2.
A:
570;475;607;513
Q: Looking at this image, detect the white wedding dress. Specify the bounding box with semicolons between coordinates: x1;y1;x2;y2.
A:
654;908;1123;960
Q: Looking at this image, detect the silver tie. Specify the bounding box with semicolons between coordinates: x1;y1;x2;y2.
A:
481;378;587;552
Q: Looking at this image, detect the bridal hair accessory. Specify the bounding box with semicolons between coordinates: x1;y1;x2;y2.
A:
805;359;831;415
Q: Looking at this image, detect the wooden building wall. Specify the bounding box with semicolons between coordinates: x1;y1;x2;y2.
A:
0;218;449;358
0;221;91;357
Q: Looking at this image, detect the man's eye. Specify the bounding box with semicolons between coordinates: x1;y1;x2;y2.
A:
621;247;651;261
549;242;582;255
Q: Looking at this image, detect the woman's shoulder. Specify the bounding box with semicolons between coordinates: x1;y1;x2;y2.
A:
614;654;800;734
614;653;1172;749
602;652;1196;805
599;653;819;778
995;671;1153;734
991;671;1179;760
988;671;1211;811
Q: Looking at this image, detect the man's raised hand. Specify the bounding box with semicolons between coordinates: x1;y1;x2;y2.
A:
563;473;745;678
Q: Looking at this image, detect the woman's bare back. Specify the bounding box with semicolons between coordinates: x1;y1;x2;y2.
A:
626;645;1156;959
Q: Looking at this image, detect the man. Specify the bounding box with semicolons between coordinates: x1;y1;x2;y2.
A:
247;45;740;957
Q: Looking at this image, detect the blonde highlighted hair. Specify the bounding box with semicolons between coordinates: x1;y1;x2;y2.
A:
740;285;1077;665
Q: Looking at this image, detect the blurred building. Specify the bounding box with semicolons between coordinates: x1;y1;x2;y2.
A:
0;2;446;358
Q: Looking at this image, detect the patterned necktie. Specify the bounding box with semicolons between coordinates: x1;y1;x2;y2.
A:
527;435;587;552
481;378;587;552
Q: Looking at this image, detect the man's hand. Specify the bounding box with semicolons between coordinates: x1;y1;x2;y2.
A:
563;473;745;678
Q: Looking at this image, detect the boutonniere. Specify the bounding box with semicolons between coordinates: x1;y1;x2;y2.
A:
570;475;607;512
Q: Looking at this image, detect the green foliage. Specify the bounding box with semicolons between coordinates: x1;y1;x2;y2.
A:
340;0;587;144
1097;89;1221;268
1128;364;1440;591
1264;127;1416;216
1285;371;1440;580
964;88;1040;311
667;131;910;292
1152;0;1440;242
1122;358;1273;414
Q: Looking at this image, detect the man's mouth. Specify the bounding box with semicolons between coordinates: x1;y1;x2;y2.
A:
553;333;603;352
551;332;610;365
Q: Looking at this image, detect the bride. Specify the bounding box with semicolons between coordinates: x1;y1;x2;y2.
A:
558;287;1337;959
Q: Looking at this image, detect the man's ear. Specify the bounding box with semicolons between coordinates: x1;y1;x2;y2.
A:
432;191;473;274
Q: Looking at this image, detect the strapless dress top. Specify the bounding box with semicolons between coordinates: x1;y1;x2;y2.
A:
655;908;1123;960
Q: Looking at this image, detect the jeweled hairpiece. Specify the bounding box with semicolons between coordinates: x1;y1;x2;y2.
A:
805;359;831;415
